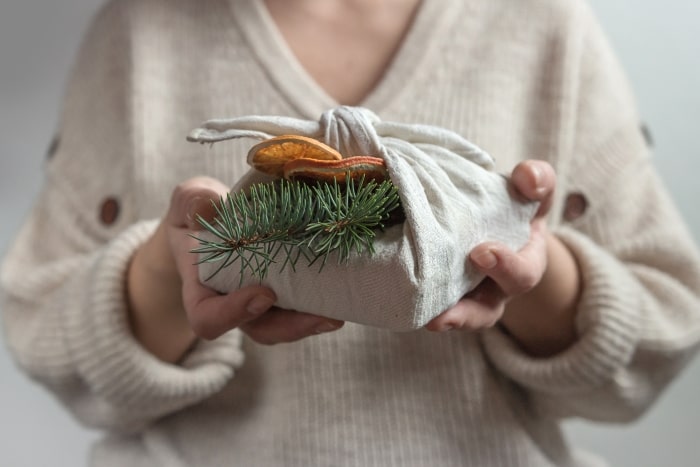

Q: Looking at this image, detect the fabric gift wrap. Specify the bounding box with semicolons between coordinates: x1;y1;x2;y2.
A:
188;106;537;331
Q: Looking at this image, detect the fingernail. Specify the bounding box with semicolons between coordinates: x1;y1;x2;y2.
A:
531;164;549;197
246;295;275;316
440;324;454;332
472;250;498;269
530;163;543;186
315;321;340;334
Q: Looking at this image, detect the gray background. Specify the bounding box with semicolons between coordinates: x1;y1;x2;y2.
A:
1;1;698;466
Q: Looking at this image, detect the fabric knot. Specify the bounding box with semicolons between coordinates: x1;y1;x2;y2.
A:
187;105;494;169
319;106;384;158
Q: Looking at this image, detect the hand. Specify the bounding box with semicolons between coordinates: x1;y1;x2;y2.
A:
426;160;580;356
127;176;343;363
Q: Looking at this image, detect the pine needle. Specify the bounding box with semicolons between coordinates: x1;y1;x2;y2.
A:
190;175;403;283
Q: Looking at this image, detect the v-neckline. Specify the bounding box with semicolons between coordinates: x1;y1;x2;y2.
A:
229;0;461;119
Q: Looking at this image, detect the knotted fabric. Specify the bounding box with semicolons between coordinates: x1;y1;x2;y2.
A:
188;107;536;330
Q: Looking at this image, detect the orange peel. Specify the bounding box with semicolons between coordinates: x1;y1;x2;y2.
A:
283;156;389;184
247;135;342;177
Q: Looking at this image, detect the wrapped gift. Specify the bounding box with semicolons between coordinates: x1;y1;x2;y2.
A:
188;106;537;331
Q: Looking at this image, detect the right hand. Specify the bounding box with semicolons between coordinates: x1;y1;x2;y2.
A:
127;176;344;363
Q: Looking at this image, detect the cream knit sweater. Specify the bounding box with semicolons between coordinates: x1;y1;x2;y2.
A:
2;0;700;466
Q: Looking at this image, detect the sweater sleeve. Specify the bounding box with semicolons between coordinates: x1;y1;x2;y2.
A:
0;1;243;433
481;2;700;423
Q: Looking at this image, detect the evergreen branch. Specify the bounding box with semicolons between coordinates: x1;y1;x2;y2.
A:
191;175;403;282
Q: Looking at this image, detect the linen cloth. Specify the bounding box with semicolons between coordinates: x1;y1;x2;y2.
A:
190;106;537;329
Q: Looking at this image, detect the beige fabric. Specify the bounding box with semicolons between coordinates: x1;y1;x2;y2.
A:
190;106;537;330
2;0;699;465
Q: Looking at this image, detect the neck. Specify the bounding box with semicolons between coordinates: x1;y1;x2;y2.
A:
263;0;423;25
262;0;424;105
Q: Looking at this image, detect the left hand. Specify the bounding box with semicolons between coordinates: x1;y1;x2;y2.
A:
425;160;556;332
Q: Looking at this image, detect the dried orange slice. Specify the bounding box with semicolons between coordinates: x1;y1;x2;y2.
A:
283;156;389;184
247;135;343;177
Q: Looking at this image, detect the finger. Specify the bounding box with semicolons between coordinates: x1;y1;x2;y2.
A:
241;309;344;345
510;160;556;217
176;230;275;340
167;176;231;229
182;279;279;340
470;221;548;297
171;211;280;340
425;279;506;332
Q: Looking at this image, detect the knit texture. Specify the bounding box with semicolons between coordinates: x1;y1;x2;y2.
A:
2;0;699;465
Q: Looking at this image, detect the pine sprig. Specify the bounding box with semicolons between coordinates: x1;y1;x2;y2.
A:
304;177;401;268
191;175;403;283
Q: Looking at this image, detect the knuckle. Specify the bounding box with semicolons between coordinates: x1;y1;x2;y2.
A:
171;178;210;205
500;259;539;295
484;313;503;329
171;182;191;205
514;270;540;293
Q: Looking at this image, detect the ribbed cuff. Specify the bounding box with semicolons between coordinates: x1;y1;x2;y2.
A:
63;220;243;418
482;226;641;395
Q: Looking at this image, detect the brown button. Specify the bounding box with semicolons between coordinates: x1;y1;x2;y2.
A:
640;123;654;148
563;192;588;221
99;197;120;225
46;135;60;160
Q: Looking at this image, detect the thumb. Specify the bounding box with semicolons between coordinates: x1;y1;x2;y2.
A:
510;160;556;218
166;176;231;230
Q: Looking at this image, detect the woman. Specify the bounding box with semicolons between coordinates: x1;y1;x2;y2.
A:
2;0;699;465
